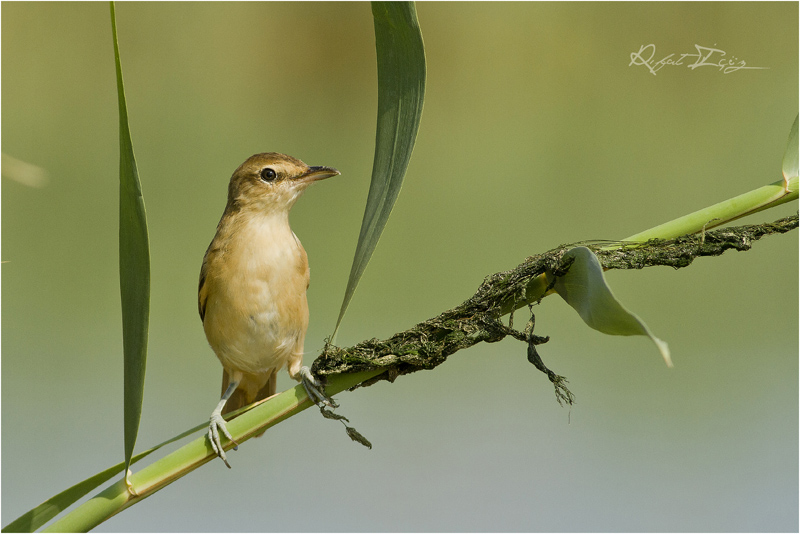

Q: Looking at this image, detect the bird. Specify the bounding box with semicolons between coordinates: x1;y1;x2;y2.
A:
198;152;340;467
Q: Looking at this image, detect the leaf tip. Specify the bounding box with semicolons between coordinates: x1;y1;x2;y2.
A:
654;337;673;368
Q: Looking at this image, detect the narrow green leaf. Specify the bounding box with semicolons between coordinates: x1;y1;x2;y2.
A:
1;419;209;533
110;1;151;477
548;247;672;367
2;455;145;533
782;114;798;190
1;466;124;533
332;1;426;340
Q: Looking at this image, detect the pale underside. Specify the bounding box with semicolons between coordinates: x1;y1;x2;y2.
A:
201;211;310;404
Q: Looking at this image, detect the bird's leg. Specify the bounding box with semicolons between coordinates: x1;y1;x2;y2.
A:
208;378;240;468
298;366;338;408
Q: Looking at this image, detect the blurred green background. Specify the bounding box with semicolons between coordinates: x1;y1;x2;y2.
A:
2;2;798;531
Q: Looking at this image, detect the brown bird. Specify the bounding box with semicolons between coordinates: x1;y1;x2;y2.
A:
199;152;339;467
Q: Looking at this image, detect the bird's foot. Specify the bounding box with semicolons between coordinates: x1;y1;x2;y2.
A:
299;366;338;408
208;413;238;468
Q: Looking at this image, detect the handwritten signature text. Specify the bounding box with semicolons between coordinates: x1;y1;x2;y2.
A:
629;44;768;75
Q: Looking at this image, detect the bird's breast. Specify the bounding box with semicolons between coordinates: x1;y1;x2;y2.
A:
203;214;310;374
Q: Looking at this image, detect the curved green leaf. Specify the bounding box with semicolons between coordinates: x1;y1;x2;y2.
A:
548;247;672;367
332;1;426;340
111;1;151;479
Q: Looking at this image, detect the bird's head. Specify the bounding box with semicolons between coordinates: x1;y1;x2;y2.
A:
226;152;339;215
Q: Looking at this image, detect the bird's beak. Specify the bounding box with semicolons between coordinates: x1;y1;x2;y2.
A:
297;166;340;184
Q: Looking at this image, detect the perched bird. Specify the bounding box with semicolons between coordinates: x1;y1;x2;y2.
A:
199;152;339;467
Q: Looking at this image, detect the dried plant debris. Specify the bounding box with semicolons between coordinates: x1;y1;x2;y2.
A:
313;214;797;395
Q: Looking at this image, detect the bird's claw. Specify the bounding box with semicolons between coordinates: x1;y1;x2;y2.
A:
299;366;338;408
208;413;238;468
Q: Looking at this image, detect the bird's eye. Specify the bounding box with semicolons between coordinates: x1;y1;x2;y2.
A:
260;167;277;182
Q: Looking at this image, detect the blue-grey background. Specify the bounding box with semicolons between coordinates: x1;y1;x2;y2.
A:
2;2;798;532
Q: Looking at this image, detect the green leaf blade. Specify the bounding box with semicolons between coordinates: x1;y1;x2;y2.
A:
111;1;151;476
332;1;426;339
549;247;672;367
2;416;214;533
2;462;129;533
